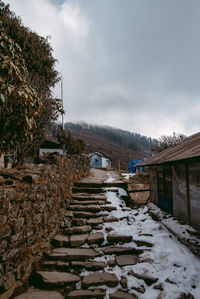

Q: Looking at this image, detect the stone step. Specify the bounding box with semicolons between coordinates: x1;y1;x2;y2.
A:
15;289;64;299
115;254;138;266
72;187;105;194
63;225;92;235
30;271;80;289
107;234;133;245
110;290;137;299
48;248;99;261
87;233;104;245
41;261;70;271
75;182;128;189
73;211;106;219
70;234;89;247
72;193;106;201
69;204;102;213
71;261;106;271
66;289;106;299
87;218;104;226
103;216;119;223
102;246;144;255
82;272;118;288
70;200;106;205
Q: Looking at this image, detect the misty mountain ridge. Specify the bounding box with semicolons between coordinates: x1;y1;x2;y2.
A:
51;122;157;170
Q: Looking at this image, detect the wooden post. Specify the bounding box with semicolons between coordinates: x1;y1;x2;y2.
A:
118;160;121;174
185;164;191;225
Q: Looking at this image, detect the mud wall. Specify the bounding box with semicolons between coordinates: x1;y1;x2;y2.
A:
0;155;90;297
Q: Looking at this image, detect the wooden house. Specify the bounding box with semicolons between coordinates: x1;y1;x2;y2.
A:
138;132;200;231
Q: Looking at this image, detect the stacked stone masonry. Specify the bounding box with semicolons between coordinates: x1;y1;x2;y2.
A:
0;154;90;296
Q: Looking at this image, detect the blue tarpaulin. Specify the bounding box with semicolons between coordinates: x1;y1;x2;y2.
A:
129;160;143;173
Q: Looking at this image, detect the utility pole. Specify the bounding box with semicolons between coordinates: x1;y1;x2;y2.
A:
60;73;65;155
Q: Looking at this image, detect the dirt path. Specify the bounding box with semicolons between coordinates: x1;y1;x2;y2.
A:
16;170;200;299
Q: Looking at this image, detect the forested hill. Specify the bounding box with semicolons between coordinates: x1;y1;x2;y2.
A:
52;122;157;170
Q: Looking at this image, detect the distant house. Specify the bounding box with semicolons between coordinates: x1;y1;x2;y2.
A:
89;152;111;169
39;136;63;156
137;132;200;231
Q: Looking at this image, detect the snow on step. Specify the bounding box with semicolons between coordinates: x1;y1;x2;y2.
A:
82;272;118;288
66;289;106;299
110;290;137;299
87;232;104;245
32;271;80;288
49;248;99;261
70;233;89;247
15;288;64;299
107;234;133;245
64;225;92;235
69;204;102;213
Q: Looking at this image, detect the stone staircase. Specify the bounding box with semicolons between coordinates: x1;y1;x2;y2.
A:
16;181;145;299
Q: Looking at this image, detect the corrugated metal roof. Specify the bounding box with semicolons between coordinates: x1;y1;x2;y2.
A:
138;132;200;166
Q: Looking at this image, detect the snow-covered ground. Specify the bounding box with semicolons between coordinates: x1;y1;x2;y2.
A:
81;187;200;298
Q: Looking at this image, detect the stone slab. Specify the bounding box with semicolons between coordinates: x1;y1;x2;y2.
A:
110;290;137;299
103;247;142;255
103;217;119;223
116;254;138;266
64;225;92;235
34;271;80;287
82;272;118;288
50;248;99;261
107;234;133;245
71;200;106;205
42;261;69;271
73;211;100;219
71;261;106;270
15;289;64;299
87;218;104;226
70;234;89;247
87;233;104;245
69;205;101;213
66;289;106;298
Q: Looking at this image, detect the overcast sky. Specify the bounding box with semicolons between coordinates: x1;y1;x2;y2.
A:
5;0;200;138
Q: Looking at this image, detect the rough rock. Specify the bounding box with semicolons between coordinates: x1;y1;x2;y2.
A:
116;254;138;266
102;206;117;212
107;234;133;245
42;261;69;271
73;211;99;219
104;217;119;223
70;234;89;247
15;289;64;299
66;289;106;298
120;276;128;288
87;233;104;245
82;272;118;288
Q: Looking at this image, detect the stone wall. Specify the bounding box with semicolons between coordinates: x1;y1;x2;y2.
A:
0;154;90;297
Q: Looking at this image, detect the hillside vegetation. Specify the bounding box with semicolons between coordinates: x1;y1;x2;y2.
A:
51;122;157;170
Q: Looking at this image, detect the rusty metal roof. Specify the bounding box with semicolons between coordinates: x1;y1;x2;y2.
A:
138;132;200;166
